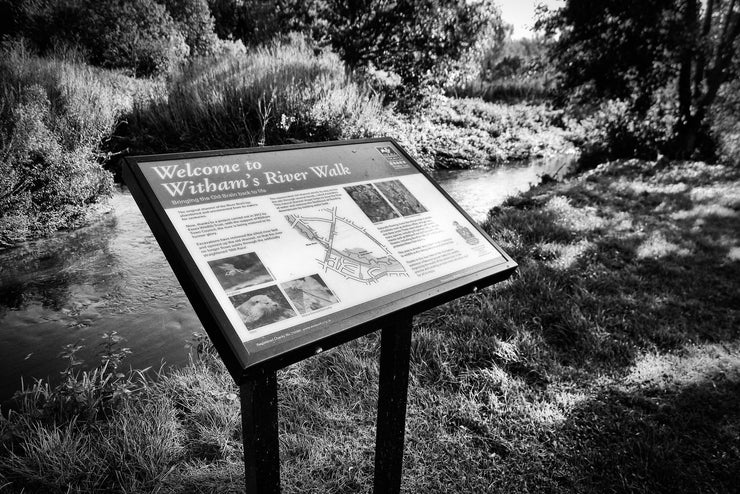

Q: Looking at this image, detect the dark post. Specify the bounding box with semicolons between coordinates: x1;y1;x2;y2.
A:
241;368;280;494
374;312;414;494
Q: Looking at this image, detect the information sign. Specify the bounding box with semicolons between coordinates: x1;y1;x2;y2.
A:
123;138;516;379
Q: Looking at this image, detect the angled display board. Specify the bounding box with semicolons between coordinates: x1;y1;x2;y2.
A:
123;138;516;380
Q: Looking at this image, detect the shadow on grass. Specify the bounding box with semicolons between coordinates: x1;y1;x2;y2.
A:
475;160;740;374
558;371;740;493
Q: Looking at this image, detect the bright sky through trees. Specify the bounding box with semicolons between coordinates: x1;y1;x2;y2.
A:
497;0;564;39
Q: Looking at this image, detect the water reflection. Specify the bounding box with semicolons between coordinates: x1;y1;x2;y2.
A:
0;190;202;405
428;154;575;222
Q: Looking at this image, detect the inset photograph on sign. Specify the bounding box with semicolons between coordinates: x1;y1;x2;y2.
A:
208;252;273;293
280;274;339;315
344;184;399;223
375;180;426;216
229;285;295;331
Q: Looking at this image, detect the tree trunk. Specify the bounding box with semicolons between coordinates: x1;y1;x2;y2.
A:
672;0;740;159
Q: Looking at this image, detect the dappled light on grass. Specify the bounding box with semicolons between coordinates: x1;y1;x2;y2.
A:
2;159;738;492
636;231;691;259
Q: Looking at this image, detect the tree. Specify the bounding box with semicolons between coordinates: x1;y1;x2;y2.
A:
0;0;189;76
674;0;740;156
84;0;189;76
162;0;219;56
540;0;740;158
319;0;502;90
207;0;290;45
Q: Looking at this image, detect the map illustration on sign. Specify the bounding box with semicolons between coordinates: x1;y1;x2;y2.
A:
286;207;407;284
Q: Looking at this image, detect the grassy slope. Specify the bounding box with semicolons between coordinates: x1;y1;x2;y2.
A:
2;159;738;493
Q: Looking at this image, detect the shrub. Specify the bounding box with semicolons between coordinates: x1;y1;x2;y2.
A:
710;81;740;166
1;0;189;77
207;0;288;46
317;0;503;107
0;334;180;492
120;34;386;153
0;45;142;246
84;0;189;76
572;96;678;166
162;0;219;57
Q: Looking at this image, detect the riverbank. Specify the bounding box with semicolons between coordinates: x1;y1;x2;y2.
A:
2;158;737;493
1;40;578;248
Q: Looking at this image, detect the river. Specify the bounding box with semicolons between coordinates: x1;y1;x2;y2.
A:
0;155;575;404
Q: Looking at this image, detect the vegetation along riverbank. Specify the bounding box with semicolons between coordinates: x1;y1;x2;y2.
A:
1;158;738;493
1;0;739;492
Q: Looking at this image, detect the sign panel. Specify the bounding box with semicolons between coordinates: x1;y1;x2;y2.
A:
124;139;516;376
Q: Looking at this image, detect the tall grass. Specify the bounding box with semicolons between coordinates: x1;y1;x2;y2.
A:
0;43;156;247
450;74;554;103
120;34;386;154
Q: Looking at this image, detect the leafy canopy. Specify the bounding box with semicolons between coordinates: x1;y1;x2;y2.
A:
540;0;740;158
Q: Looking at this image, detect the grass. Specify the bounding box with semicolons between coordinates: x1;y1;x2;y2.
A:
0;35;582;247
0;43;159;247
116;36;576;170
1;158;738;493
116;34;387;155
449;74;554;104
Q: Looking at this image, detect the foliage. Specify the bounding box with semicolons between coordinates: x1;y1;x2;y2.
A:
570;95;679;165
480;37;550;81
387;95;578;168
83;0;189;76
11;333;141;424
117;35;386;154
207;0;293;45
710;79;740;165
448;36;557;103
0;44;132;246
205;0;505;106
316;0;503;105
161;0;219;57
0;0;189;76
539;0;680;106
540;0;740;159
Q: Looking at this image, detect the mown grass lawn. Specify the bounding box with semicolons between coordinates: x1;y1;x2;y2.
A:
1;159;738;493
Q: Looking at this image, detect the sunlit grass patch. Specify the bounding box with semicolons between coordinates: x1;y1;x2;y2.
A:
539;239;594;269
636;231;692;259
543;196;607;233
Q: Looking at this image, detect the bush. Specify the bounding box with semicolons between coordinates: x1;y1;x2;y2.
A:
318;0;502;106
0;44;142;246
84;0;189;76
119;34;386;153
710;81;740;166
162;0;219;57
1;0;189;77
571;96;678;166
207;0;288;46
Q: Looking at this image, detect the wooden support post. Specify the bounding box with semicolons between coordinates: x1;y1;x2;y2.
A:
241;368;280;494
374;313;414;494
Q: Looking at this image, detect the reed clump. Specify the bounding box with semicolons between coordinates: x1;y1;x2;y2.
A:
120;34;387;154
